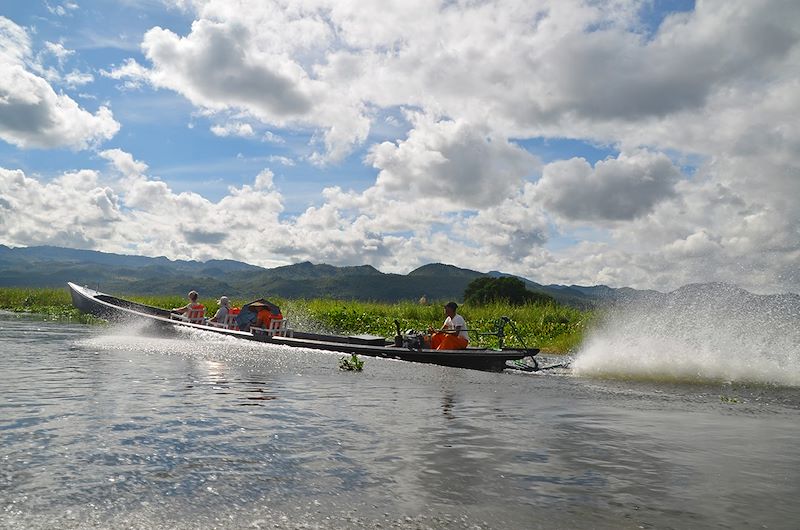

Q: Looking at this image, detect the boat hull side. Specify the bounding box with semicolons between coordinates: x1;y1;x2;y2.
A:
264;334;528;371
67;282;536;371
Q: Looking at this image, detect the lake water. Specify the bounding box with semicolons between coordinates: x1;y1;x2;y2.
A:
2;311;799;529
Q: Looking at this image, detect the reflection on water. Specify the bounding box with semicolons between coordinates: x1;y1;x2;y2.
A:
1;313;799;529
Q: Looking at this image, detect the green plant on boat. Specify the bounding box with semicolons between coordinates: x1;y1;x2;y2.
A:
339;353;364;371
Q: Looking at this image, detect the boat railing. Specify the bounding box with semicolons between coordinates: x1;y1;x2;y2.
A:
251;318;294;338
474;316;531;351
170;305;206;324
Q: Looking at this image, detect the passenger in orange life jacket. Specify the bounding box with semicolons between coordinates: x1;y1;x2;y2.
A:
251;301;283;329
172;290;201;314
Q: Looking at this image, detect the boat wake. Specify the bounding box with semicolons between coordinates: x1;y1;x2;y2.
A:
75;320;361;372
572;284;800;387
77;320;271;359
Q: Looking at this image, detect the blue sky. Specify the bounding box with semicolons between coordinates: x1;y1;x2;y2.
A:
0;0;646;202
1;1;798;294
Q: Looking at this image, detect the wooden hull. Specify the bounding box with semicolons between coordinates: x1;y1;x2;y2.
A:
67;282;538;371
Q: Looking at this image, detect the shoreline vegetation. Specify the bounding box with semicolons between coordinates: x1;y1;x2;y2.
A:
0;287;589;354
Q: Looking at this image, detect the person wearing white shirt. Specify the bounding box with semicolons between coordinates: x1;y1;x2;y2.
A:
431;301;469;350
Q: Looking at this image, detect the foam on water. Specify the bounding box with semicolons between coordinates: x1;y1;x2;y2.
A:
74;320;317;367
77;320;236;354
572;284;800;386
73;320;422;380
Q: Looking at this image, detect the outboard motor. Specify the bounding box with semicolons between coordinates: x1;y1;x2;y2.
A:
402;330;427;350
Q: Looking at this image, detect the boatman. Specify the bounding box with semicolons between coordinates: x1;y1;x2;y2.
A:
431;302;469;350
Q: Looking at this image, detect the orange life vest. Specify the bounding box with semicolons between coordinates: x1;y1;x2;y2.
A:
256;309;283;328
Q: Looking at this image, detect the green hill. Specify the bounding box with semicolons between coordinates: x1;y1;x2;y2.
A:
0;244;651;306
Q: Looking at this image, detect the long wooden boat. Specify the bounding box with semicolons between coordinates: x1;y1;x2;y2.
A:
68;282;540;372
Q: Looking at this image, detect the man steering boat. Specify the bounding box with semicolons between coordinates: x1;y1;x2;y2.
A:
430;301;469;350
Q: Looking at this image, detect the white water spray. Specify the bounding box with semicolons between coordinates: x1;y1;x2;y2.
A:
572;284;800;386
75;319;328;371
79;320;260;358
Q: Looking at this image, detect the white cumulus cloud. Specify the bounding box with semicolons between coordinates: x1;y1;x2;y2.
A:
367;113;540;209
0;17;119;150
533;151;682;222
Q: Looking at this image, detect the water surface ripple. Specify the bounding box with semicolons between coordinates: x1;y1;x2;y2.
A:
1;313;799;529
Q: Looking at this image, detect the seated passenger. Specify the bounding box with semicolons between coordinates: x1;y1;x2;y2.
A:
430;302;469;350
251;301;283;329
172;290;200;314
208;296;230;324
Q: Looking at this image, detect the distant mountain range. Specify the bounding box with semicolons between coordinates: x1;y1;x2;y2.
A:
1;245;794;308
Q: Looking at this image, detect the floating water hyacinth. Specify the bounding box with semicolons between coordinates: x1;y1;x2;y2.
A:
339;353;364;371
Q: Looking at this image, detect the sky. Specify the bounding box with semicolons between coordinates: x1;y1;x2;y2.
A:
0;0;798;294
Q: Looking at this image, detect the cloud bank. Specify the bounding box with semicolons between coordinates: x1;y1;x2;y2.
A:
1;1;799;294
